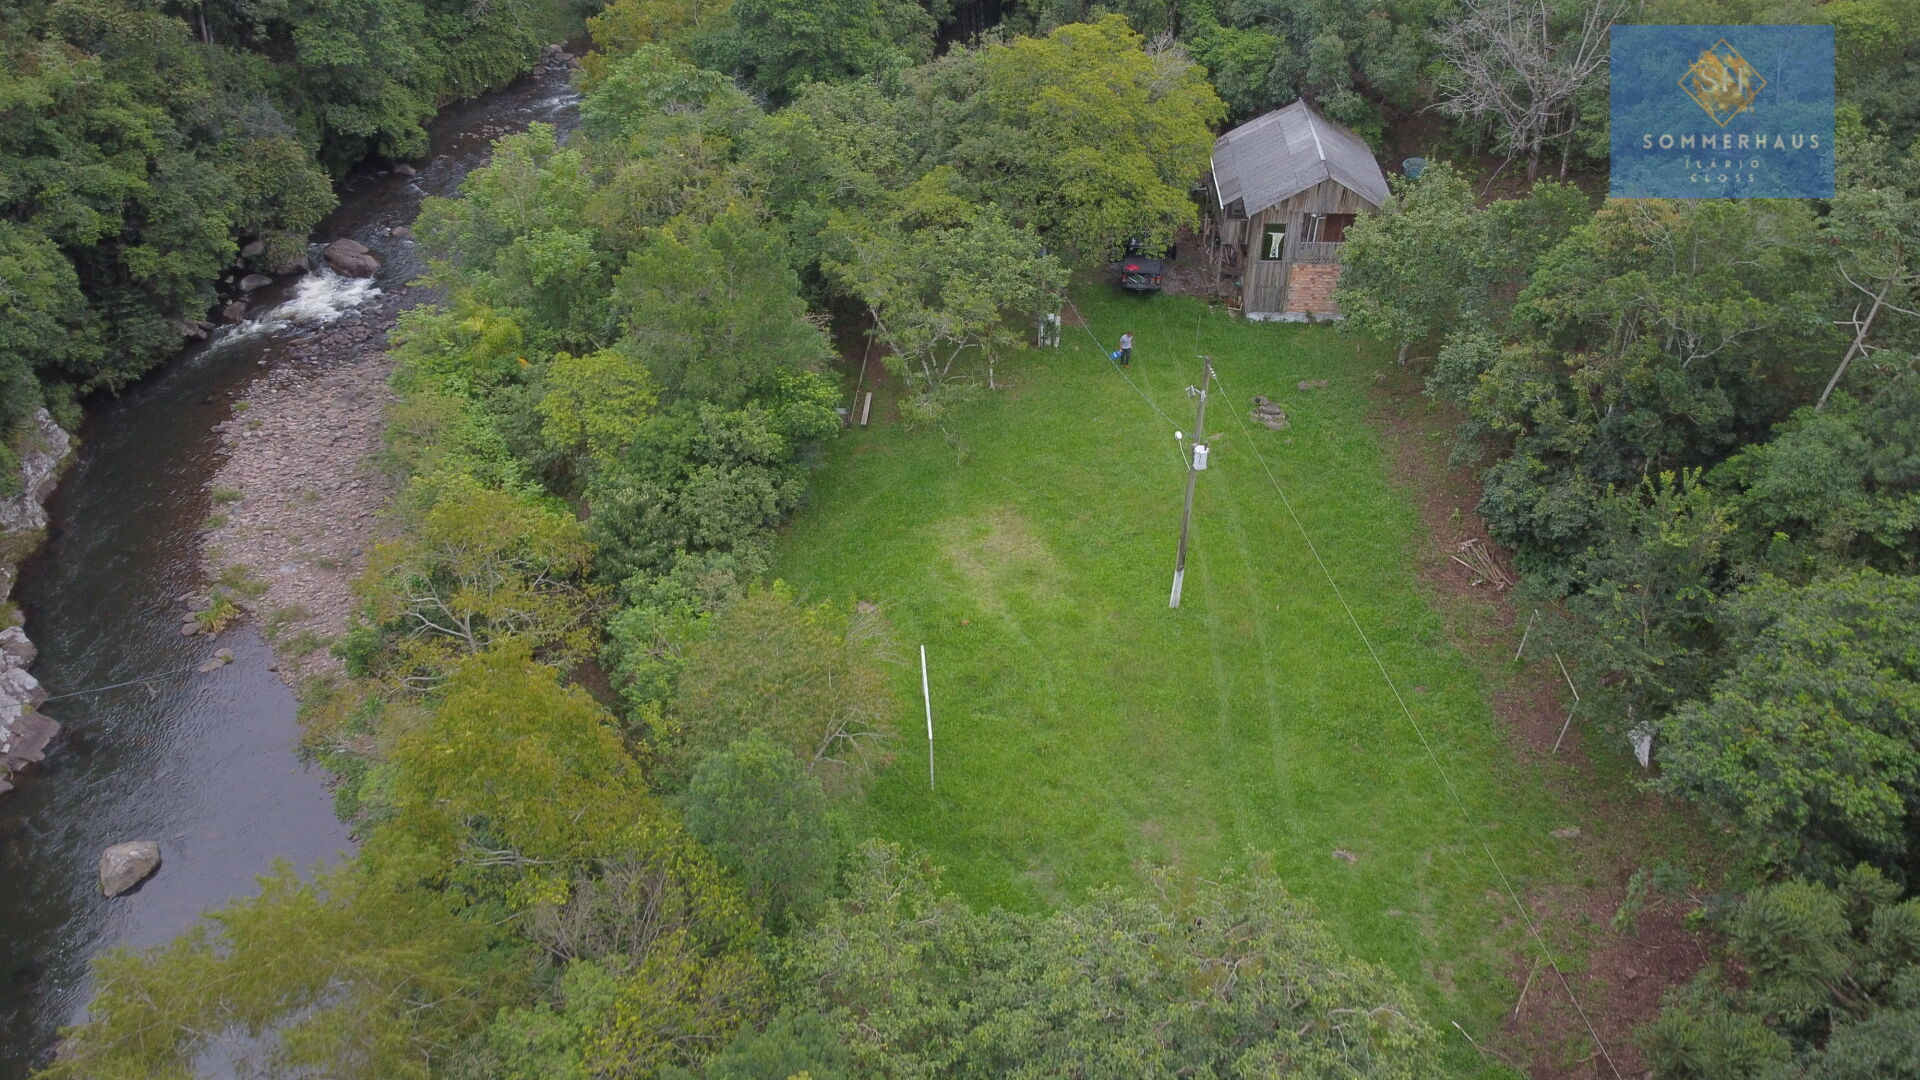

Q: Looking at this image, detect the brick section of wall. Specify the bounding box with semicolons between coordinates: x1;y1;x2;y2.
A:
1283;264;1344;314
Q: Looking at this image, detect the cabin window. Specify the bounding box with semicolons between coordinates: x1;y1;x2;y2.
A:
1301;213;1358;243
1260;223;1287;261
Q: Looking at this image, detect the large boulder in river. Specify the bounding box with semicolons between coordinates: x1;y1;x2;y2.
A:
220;300;249;323
99;841;161;897
323;238;381;277
238;273;274;292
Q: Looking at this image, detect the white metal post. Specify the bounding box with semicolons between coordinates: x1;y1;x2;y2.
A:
921;644;934;790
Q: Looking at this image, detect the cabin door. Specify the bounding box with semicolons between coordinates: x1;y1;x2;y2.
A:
1245;222;1289;312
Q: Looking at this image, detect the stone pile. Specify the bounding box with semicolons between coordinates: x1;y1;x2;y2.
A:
537;41;577;75
1250;395;1290;431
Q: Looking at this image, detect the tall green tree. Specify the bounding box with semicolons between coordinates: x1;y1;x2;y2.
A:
1335;163;1478;364
41;864;515;1080
706;0;936;103
792;842;1442;1078
685;731;839;929
1654;569;1920;877
824;175;1066;420
359;472;597;684
661;586;895;789
613;208;832;407
1643;865;1920;1080
964;15;1224;259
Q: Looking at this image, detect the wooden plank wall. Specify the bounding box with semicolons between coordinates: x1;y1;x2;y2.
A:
1232;178;1376;314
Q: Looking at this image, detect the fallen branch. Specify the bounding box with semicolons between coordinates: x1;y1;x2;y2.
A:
1453;538;1516;590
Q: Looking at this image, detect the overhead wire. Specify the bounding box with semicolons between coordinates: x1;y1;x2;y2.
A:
1044;287;1623;1071
1203;353;1626;1080
39;661;213;704
1060;297;1187;443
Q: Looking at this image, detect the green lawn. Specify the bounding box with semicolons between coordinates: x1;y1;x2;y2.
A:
774;288;1587;1072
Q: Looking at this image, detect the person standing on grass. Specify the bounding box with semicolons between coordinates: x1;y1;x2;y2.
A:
1118;331;1133;365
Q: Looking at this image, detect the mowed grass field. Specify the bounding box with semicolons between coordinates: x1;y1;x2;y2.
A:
775;287;1581;1069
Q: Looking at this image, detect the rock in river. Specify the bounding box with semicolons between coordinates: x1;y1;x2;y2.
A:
239;273;274;293
323;238;381;278
98;841;162;897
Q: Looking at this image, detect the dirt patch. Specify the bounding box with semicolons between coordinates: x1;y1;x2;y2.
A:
1364;364;1584;764
836;316;907;428
1500;876;1713;1080
203;296;403;686
939;506;1063;613
1154;225;1239;303
1364;363;1717;1077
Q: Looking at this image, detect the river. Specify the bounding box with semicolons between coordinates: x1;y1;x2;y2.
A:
0;58;580;1079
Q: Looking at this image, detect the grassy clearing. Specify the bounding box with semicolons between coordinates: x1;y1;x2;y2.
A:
776;288;1616;1070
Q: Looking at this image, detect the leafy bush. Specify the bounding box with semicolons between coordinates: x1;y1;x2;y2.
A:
1643;865;1920;1080
792;842;1443;1078
658;586;896;791
1654;569;1920;878
685;731;838;930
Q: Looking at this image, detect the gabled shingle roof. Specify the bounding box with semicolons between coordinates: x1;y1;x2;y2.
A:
1210;101;1390;218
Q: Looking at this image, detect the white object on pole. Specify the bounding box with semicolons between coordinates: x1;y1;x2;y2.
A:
1629;723;1653;768
1170;360;1212;609
920;644;934;791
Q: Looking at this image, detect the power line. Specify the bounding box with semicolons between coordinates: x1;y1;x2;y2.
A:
39;661;211;704
1169;357;1212;609
1050;289;1622;1072
1205;359;1625;1080
1060;297;1186;440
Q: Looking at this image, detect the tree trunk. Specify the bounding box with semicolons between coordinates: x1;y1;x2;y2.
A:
1818;281;1892;411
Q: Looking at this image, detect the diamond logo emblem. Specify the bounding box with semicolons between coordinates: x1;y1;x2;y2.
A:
1679;39;1765;127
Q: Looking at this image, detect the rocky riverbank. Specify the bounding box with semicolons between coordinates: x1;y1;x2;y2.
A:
201;288;408;687
1;409;74;795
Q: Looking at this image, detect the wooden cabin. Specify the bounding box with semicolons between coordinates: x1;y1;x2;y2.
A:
1205;102;1390;320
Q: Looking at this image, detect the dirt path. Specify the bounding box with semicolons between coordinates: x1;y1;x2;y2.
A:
202;294;403;686
1365;362;1719;1080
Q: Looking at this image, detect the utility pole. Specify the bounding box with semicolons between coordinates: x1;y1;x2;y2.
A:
1170;357;1212;609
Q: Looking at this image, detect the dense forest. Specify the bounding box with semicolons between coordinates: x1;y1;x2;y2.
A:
0;0;588;485
20;0;1920;1076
